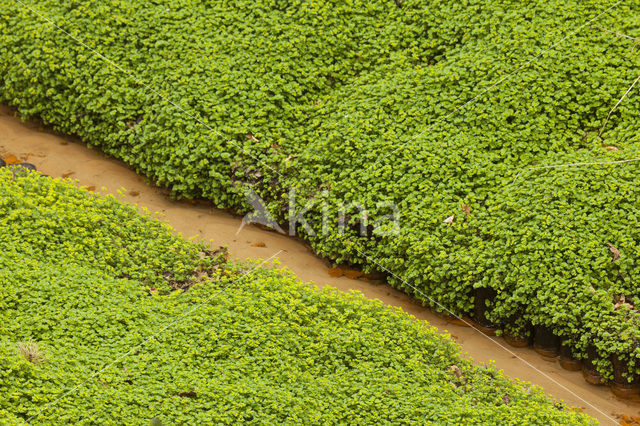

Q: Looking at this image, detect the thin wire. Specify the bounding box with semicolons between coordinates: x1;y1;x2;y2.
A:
351;245;617;424
358;1;622;176
513;157;640;183
598;74;640;137
10;1;624;423
26;250;283;421
294;8;563;162
13;0;285;180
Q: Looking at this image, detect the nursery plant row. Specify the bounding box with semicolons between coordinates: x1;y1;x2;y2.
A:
0;170;592;424
1;0;639;391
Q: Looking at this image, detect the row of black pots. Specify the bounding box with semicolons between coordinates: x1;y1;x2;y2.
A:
581;346;640;399
472;287;640;400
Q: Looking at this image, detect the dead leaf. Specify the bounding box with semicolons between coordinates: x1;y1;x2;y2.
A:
617;414;640;426
3;154;19;165
461;204;471;216
602;144;620;151
129;190;140;197
251;242;266;247
614;294;634;310
86;186;96;192
444;215;455;224
606;242;620;262
449;365;463;378
247;134;259;143
328;267;343;278
62;172;75;178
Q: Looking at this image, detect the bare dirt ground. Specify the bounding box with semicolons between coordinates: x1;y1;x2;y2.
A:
1;105;637;424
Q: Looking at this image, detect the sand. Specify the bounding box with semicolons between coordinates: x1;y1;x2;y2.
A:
1;105;637;424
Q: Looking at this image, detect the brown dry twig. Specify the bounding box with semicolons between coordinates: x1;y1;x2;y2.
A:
591;25;640;45
606;242;620;263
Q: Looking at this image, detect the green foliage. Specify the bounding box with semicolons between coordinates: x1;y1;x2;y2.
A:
1;0;639;378
0;173;592;424
0;170;215;291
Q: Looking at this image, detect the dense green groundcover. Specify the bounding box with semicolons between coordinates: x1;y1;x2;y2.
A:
1;0;640;378
0;172;593;424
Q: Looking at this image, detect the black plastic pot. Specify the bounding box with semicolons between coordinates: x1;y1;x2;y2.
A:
21;163;36;171
503;314;532;348
504;333;530;348
434;309;473;327
559;342;582;371
582;344;604;386
533;325;560;358
473;286;499;335
610;354;640;399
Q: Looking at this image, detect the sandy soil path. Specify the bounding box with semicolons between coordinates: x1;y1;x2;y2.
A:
1;105;637;424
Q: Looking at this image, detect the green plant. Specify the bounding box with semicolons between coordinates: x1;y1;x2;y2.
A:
1;0;639;379
0;172;593;424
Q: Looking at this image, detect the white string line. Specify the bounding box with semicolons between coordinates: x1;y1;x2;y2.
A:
599;74;640;136
512;157;640;183
350;246;617;424
13;0;285;180
358;1;623;176
346;8;624;417
26;250;283;422
514;45;640;178
389;156;640;233
7;1;622;422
